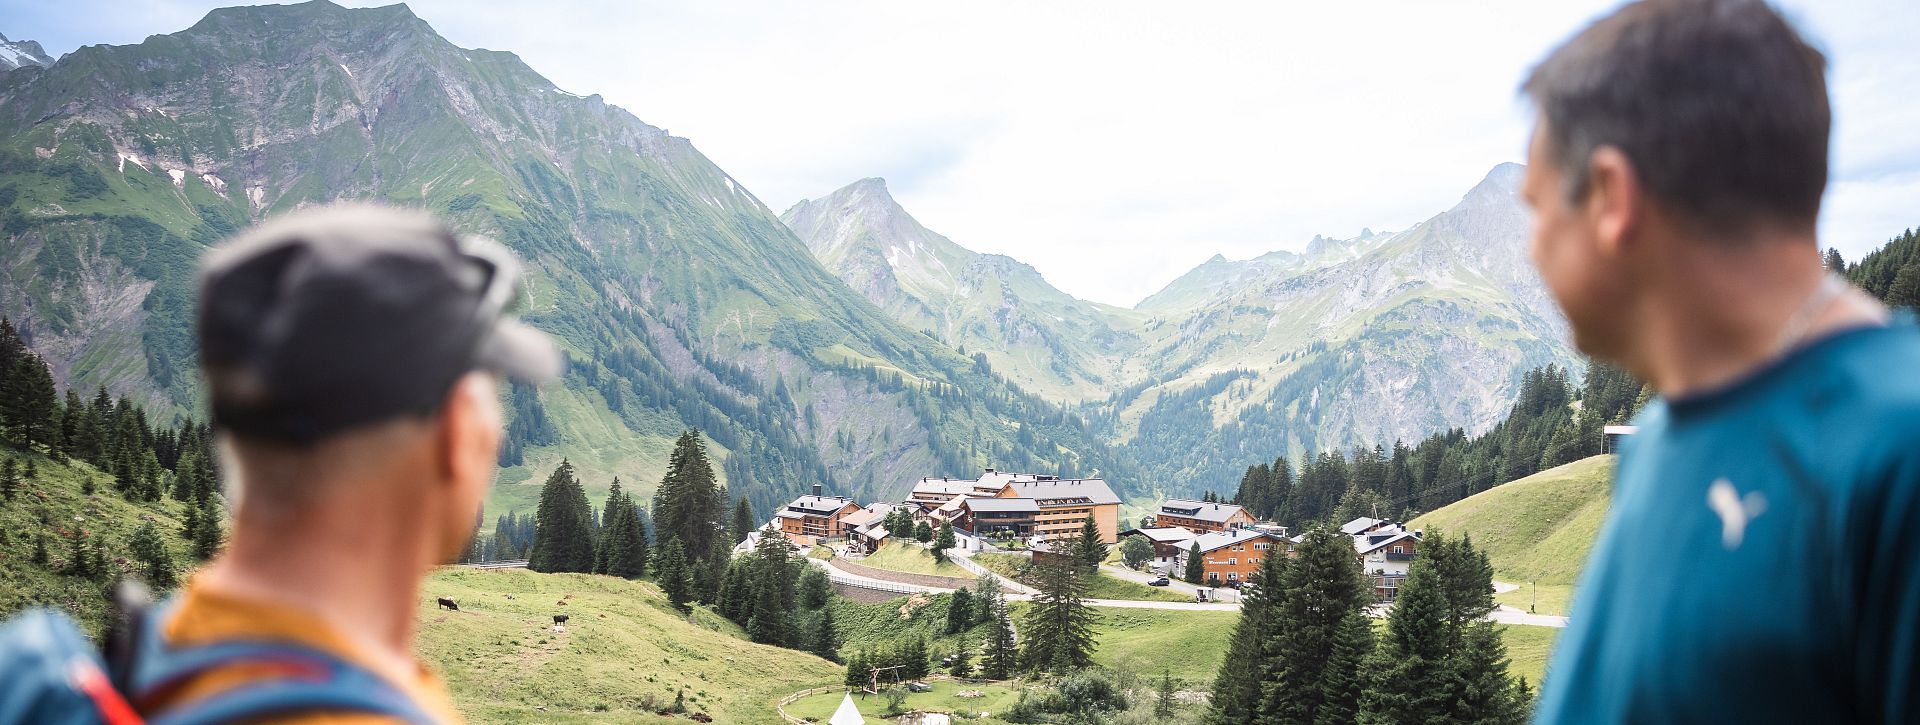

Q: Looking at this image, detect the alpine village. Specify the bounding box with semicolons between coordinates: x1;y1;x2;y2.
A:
3;2;1919;724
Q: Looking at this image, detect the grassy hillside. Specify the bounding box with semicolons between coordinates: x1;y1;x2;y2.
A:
857;541;977;579
0;447;195;636
1410;454;1613;587
972;552;1189;603
417;568;838;724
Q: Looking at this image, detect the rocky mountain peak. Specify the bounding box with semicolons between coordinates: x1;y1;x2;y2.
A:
1456;162;1527;211
0;31;56;71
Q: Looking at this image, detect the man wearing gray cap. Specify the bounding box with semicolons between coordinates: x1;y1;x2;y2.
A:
146;203;558;723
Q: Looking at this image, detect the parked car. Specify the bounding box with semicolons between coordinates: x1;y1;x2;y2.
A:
1148;576;1170;586
906;682;933;693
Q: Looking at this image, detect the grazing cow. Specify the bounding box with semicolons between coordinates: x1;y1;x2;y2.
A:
436;597;458;611
553;614;570;625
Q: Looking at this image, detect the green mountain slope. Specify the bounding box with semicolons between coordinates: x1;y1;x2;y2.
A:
1409;454;1613;585
418;568;836;724
0;1;1131;517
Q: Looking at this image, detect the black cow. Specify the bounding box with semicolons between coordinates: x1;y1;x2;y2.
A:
553;614;570;625
437;597;459;611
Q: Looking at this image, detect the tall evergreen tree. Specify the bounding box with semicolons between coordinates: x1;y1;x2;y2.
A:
655;539;693;612
1259;524;1369;723
812;608;840;662
730;495;755;547
1209;548;1287;724
982;596;1017;680
933;519;956;564
946;587;974;635
1071;515;1106;572
1358;556;1457;725
0;457;17;501
190;495;223;561
528;460;595;573
747;523;793;645
1158;668;1181;719
651;430;725;570
128;519;177;588
1184;541;1206;585
3;354;58;448
1019;559;1097;673
1316;613;1375;725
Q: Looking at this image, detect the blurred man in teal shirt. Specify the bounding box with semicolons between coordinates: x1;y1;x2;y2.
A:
1521;0;1919;721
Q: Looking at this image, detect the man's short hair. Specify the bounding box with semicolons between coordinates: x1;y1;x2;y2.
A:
1523;0;1828;235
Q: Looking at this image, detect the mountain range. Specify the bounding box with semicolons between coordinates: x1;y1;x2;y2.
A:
0;33;55;72
0;1;1573;511
787;165;1578;495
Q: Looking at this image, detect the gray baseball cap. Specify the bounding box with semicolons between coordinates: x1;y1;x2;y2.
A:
197;203;561;443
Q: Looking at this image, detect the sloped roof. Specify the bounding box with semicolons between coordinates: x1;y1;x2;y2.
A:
787;495;857;515
1191;527;1281;554
966;497;1040;513
1157;498;1248;524
1122;527;1197;544
1340;517;1387;535
1355;530;1422;555
1011;478;1119;507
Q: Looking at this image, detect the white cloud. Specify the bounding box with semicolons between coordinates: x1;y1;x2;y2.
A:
13;0;1916;305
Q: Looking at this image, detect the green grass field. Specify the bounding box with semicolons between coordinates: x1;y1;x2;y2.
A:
781;679;1024;723
858;541;977;579
1080;607;1237;683
1410;454;1614;589
1496;582;1576;618
974;552;1188;602
417;569;838;724
1498;624;1559;688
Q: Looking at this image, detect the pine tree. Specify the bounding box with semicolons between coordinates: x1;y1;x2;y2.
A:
529;460;594;573
947;587;974;635
191;495;224;561
730;495;755;547
982;595;1017;680
1889;258;1920;309
812;607;840;662
1158;668;1180;719
1209;549;1286;724
128;520;177;588
933;520;956;564
719;557;754;622
1316;613;1375;725
1824;247;1847;272
31;533;49;565
948;641;973;678
747;524;794;645
1071;514;1106;572
1019;559;1097;673
913;520;932;543
1259;524;1369;723
845;649;870;688
0;457;18;501
599;481;650;579
651;430;724;576
656;539;693;612
1358;553;1457;725
900;635;930;681
3;354;58;448
1452;621;1527;725
1184;541;1206;584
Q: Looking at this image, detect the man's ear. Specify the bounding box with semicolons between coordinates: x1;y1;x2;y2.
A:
436;373;500;491
1584;146;1641;258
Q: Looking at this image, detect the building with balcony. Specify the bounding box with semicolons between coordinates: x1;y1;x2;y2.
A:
1153;499;1255;534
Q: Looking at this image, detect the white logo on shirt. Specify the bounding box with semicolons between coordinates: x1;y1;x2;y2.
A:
1706;478;1768;550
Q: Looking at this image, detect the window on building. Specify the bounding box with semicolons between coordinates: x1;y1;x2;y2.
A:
1228;572;1238;580
1392;546;1404;554
1228;558;1236;565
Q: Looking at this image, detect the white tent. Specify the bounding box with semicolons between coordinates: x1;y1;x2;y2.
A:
829;691;865;725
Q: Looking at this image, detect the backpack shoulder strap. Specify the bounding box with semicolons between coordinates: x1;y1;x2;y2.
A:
127;600;439;725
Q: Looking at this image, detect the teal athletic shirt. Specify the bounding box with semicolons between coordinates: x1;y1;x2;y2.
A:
1535;320;1920;723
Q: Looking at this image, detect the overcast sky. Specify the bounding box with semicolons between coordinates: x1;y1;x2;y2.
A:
7;1;1916;306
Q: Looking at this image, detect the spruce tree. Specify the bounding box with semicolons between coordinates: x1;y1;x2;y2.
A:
900;635;930;680
947;587;974;635
1158;668;1180;719
719;557;754;622
0;457;18;501
3;354;57;448
1184;541;1206;585
798;564;833;609
651;430;724;575
1071;514;1106;572
529;460;594;573
31;533;49;565
1358;553;1457;725
812;608;840;662
1209;548;1286;724
845;649;870;688
948;641;973;678
747;523;794;645
1259;524;1369;723
730;495;755;547
932;519;956;564
982;595;1017;680
190;496;223;561
1019;559;1097;673
128;519;176;588
656;539;693;613
1316;613;1375;725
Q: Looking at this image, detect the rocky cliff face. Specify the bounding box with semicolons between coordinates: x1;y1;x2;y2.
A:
0;1;1130;515
0;33;55;71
